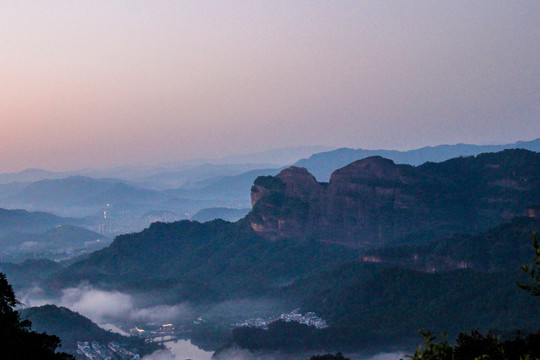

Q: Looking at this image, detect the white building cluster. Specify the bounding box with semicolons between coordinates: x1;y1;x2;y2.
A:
233;308;328;330
77;341;140;360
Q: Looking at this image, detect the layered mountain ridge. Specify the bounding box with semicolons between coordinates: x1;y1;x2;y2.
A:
294;138;540;181
49;148;540;296
250;149;540;247
10;148;540;353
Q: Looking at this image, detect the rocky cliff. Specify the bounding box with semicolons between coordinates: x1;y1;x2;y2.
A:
249;149;540;247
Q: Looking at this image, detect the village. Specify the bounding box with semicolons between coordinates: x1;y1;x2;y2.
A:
233;309;328;330
77;341;140;360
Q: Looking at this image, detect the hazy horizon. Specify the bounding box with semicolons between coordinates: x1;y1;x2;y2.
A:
1;138;540;175
2;1;540;172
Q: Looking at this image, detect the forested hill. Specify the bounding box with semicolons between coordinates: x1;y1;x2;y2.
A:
48;149;540;301
50;219;357;300
20;305;158;355
233;217;540;352
239;267;540;352
36;149;540;353
361;216;540;272
0;208;83;237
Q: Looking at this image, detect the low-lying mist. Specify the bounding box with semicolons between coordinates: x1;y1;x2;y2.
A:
17;284;409;360
140;344;406;360
212;347;406;360
18;283;193;326
17;282;291;329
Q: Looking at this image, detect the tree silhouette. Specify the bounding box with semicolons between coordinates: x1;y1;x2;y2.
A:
0;272;74;360
406;231;540;360
310;352;350;360
518;232;540;295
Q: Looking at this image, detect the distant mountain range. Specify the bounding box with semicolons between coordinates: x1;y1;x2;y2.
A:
0;145;329;186
192;207;250;223
168;167;281;202
295;138;540;181
0;168;285;235
46;149;540;295
0;168;74;185
132;163;277;191
1;176;162;210
1;140;539;236
7;147;540;353
3;138;538;194
0;224;108;263
0;208;84;237
0;177;184;235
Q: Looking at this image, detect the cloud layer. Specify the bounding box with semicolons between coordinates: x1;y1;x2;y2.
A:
19;284;191;326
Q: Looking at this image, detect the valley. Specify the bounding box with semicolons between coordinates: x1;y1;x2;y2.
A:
2;145;540;359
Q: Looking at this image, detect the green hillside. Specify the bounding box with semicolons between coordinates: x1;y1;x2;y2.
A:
21;305;160;356
51;219;357;301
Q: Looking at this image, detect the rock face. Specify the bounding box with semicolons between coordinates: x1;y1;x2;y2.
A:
249;150;540;247
250;167;323;239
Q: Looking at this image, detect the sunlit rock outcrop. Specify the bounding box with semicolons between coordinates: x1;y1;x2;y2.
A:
250;150;540;247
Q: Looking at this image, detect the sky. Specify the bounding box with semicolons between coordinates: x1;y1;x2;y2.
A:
1;1;540;172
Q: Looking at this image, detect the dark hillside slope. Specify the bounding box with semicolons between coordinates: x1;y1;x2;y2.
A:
288;267;540;351
362;216;540;272
20;305;158;355
0;259;63;290
1;225;108;262
246;217;540;351
308;267;540;334
1;176;163;210
0;208;83;237
51;220;357;300
236;264;540;351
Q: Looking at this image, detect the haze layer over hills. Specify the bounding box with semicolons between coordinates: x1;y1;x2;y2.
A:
2;144;540;358
1;139;538;238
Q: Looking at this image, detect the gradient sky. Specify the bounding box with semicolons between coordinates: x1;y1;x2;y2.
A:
1;1;540;172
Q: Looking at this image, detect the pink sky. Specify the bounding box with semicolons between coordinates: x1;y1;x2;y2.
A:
1;1;540;172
